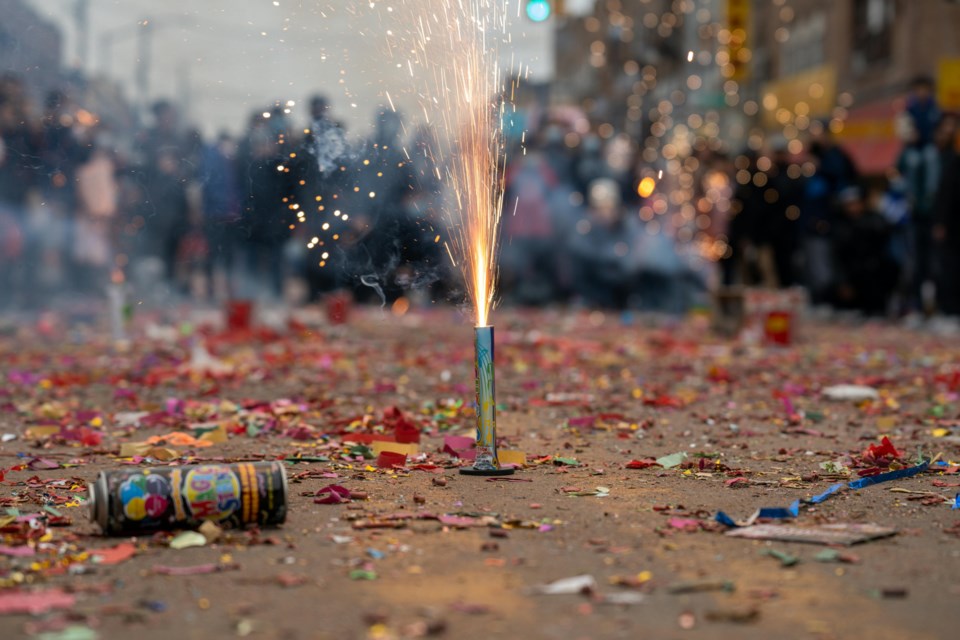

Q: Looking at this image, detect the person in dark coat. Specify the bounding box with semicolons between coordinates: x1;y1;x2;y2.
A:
765;145;806;288
142;148;190;287
0;74;43;306
239;125;291;298
933;115;960;316
728;151;766;285
831;187;898;315
805;126;859;302
200;133;241;298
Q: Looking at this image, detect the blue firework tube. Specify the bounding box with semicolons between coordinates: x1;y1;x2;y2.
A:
460;326;513;476
473;325;499;470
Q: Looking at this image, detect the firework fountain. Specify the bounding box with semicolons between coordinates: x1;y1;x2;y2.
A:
448;3;513;476
385;0;515;474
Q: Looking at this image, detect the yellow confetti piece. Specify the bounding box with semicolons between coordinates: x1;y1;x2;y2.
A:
876;416;897;432
24;425;59;439
498;450;526;466
372;441;419;456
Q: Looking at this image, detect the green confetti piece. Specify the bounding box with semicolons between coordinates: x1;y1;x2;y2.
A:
656;452;688;469
349;569;378;581
761;549;799;567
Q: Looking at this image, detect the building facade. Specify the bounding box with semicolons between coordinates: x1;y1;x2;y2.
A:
553;0;960;172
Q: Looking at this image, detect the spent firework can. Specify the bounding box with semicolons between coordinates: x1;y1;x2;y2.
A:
88;461;288;535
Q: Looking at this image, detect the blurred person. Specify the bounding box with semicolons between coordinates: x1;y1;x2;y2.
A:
732;145;805;288
808;125;859;195
895;111;942;311
39;90;92;286
764;144;805;288
136;100;183;170
933;115;960;315
0;73;42;307
877;169;912;314
343;110;417;303
296;96;346;300
725;151;762;286
539;124;576;185
805;127;858;303
130;99;192;293
239;123;291;299
200;132;242;300
573;134;611;194
602;134;635;200
634;224;689;313
905;76;942;149
385;120;450;303
934;113;958;158
568;178;643;309
500;146;561;305
73;141;119;291
831;186;898;315
142;148;191;290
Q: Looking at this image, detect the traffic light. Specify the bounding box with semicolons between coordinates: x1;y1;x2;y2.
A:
525;1;568;22
526;0;551;22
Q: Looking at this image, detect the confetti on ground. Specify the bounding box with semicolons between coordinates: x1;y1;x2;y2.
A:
1;308;958;638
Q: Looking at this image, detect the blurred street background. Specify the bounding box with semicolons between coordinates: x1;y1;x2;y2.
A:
2;0;960;323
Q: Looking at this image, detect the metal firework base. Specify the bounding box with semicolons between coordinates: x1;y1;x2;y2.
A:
460;325;514;476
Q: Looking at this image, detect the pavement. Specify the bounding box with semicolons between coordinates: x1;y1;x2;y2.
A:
1;305;958;639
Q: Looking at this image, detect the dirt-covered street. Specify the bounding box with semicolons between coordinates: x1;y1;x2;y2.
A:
1;308;959;639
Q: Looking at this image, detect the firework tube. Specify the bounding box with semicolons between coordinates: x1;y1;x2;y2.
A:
460;326;514;476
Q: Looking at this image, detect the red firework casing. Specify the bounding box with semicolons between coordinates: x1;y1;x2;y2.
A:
226;300;254;331
764;311;793;345
326;292;352;325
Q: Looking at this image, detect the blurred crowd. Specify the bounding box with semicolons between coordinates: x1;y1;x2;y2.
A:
2;71;959;318
722;76;960;318
499;75;960;318
0;80;447;309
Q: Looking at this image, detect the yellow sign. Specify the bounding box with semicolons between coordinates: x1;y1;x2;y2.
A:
727;0;751;81
761;64;838;129
938;58;960;110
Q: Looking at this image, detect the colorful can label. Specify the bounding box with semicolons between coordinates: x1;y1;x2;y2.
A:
89;462;287;535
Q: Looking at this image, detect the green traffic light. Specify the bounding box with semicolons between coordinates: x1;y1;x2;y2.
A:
526;0;551;22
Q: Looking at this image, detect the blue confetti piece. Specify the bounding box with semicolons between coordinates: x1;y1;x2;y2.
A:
757;499;800;519
715;511;738;527
717;499;800;527
953;494;959;510
847;462;928;490
810;483;845;504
